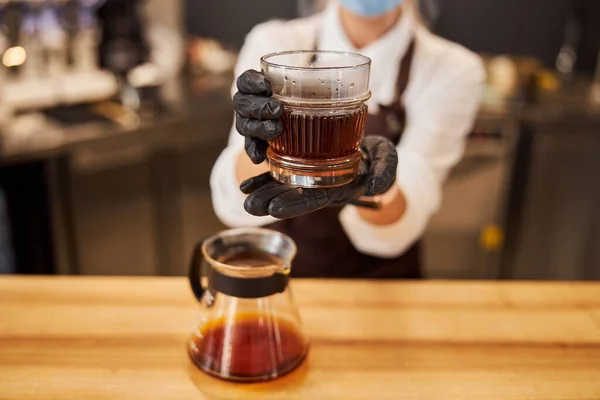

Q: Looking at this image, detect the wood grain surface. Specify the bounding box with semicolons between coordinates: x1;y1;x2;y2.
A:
0;277;599;400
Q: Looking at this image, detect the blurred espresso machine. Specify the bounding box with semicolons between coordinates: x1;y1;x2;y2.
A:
0;0;183;276
0;0;180;115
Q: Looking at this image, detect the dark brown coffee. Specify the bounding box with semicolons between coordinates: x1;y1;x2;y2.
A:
269;104;367;159
217;249;282;268
189;313;307;381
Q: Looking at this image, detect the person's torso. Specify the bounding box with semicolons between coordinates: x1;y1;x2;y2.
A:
265;8;420;278
233;3;482;278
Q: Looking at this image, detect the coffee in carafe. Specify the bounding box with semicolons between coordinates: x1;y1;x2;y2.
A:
187;228;308;383
190;313;306;380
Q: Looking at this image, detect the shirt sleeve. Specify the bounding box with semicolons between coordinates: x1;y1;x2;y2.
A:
209;25;279;228
339;50;486;258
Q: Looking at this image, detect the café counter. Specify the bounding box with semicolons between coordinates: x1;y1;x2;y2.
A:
0;276;599;399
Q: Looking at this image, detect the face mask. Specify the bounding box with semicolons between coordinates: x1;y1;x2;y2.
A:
339;0;404;17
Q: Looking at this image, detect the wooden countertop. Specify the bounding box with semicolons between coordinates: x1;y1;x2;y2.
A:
1;277;599;399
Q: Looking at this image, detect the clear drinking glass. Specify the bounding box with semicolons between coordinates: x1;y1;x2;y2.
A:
261;51;371;188
187;228;308;383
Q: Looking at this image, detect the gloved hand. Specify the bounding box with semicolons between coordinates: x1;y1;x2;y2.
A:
233;69;284;164
240;135;399;219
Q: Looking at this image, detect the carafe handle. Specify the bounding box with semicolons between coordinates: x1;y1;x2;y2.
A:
188;239;206;302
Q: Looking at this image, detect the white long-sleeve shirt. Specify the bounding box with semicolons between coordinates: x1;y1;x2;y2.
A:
210;2;485;258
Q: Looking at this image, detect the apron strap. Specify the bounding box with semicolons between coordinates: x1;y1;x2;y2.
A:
312;28;320;51
395;38;416;102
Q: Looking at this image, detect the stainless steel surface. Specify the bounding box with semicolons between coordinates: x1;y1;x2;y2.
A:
71;160;159;275
67;123;229;276
511;122;600;280
36;86;232;276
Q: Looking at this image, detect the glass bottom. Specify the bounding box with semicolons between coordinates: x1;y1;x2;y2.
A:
267;148;361;188
188;313;308;383
189;345;307;383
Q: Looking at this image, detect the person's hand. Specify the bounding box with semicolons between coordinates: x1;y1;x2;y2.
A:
240;135;398;219
233;69;283;164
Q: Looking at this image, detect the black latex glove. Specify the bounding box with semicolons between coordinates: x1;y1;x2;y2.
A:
233;69;284;164
240;135;398;219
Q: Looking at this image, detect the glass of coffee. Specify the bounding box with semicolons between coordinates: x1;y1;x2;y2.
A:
261;51;371;188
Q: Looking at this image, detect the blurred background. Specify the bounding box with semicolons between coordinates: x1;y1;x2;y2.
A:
0;0;598;280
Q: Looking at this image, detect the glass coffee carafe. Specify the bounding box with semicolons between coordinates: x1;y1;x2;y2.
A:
261;50;371;188
187;228;308;383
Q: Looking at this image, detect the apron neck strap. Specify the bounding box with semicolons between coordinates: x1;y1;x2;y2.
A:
395;37;416;100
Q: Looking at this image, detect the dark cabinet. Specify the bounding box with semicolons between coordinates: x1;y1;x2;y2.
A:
511;122;600;279
48;93;232;276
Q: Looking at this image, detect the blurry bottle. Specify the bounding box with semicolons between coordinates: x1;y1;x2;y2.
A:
97;0;150;109
2;1;57;110
1;1;28;78
97;0;149;77
74;0;101;72
61;0;100;73
555;13;581;81
20;1;45;80
58;0;117;104
62;0;79;67
39;1;68;78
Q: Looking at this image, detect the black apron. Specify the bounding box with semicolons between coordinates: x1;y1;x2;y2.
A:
268;39;421;279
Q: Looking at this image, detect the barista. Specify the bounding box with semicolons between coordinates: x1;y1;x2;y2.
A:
210;0;485;278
